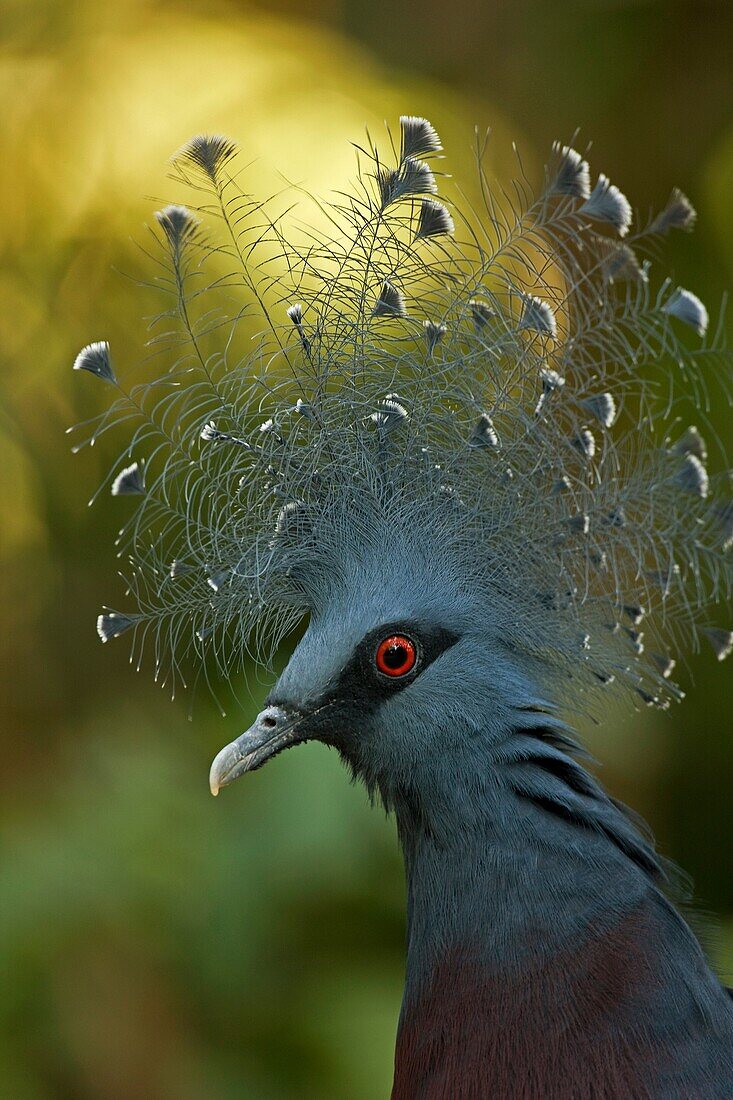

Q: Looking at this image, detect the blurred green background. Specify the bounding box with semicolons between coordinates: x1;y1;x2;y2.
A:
1;0;732;1096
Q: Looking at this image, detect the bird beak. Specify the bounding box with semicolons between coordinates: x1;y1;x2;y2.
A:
209;705;304;796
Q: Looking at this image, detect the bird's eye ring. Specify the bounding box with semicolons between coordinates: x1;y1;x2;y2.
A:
375;634;417;678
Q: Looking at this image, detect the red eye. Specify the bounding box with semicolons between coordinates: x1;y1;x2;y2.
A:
375;634;417;678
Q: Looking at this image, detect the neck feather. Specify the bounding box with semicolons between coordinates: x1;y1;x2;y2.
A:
389;719;733;1098
393;720;662;985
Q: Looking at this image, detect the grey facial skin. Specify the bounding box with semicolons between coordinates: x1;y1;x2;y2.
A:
209;611;459;797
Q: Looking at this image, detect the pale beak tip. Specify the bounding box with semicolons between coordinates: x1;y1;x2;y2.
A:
209;742;237;797
208;756;224;797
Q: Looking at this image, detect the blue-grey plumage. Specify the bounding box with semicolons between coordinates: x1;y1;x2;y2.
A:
75;115;733;1096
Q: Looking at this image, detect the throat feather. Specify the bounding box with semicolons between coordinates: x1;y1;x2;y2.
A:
500;726;664;880
393;904;662;1100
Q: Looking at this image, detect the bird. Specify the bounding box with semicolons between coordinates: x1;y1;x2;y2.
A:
73;115;733;1098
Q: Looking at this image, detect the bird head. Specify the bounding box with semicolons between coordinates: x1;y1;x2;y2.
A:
208;505;537;814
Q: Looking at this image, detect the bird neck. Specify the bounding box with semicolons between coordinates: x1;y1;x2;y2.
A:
393;747;654;992
389;718;725;1098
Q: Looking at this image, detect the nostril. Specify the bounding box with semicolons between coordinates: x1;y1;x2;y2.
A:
261;715;277;729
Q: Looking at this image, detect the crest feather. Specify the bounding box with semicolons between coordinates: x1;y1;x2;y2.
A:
73;115;732;710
